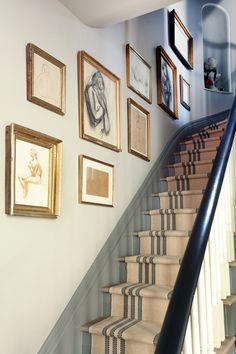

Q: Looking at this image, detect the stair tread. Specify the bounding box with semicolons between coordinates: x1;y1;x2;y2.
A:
174;147;217;155
180;136;221;145
215;336;235;354
134;230;191;237
102;282;173;298
162;173;209;181
153;190;204;197
229;261;236;267
146;208;198;215
223;294;236;306
122;254;182;265
87;316;161;345
168;160;214;168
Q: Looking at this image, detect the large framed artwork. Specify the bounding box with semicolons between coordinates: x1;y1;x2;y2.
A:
169;9;193;70
79;155;114;207
78;51;121;152
180;75;191;111
5;124;62;217
127;98;150;161
126;44;152;104
156;46;178;119
26;43;66;115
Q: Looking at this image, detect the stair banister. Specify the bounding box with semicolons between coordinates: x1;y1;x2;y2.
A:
155;97;236;354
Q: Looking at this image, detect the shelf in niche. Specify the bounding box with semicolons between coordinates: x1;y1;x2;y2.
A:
204;88;232;95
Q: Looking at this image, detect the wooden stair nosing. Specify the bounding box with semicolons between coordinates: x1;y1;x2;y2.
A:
168;159;214;168
174;147;217;156
144;208;198;216
161;173;210;182
214;336;236;354
81;316;108;332
222;294;236;307
229;261;236;268
130;230;191;238
180;136;221;146
153;189;205;198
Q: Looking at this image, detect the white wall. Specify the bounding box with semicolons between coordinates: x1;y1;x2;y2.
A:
0;0;233;353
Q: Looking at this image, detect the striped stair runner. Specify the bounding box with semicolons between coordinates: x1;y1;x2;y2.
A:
81;118;235;354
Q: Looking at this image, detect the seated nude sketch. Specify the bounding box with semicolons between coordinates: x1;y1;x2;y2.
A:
161;60;172;108
18;148;42;198
84;71;111;136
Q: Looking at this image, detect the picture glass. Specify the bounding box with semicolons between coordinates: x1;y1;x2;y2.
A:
161;57;174;112
33;53;62;108
130;105;148;157
83;60;118;148
130;49;150;100
174;21;188;61
182;80;190;106
15;139;50;207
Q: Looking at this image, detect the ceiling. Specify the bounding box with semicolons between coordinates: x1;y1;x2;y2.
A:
59;0;181;27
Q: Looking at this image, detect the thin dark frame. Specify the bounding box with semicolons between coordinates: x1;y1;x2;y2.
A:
169;10;193;70
180;75;191;111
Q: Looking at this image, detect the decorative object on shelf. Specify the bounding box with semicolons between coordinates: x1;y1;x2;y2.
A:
180;75;191;111
127;98;150;161
79;155;114;207
169;9;193;70
156;46;178;119
26;43;66;115
78;51;121;152
204;57;222;91
126;44;152;104
5;124;62;217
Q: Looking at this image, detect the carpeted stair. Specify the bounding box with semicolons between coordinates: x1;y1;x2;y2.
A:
81;119;236;354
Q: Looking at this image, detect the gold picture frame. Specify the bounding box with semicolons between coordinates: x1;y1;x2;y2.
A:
156;46;178;119
26;43;66;115
79;155;114;207
5;124;62;217
78;51;121;152
127;98;150;161
126;44;152;104
169;9;193;70
180;75;191;111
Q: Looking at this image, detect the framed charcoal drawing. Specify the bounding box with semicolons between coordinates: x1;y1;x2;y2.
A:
180;75;191;111
5;124;62;217
156;46;178;119
169;9;193;70
78;51;121;152
126;44;152;103
127;98;150;161
26;43;66;115
79;155;114;207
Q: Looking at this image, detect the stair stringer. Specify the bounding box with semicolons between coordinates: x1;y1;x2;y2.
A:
38;109;229;354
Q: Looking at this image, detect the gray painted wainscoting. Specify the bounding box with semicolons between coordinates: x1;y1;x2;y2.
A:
38;110;229;354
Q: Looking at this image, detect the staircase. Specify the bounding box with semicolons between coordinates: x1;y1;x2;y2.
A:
81;118;236;354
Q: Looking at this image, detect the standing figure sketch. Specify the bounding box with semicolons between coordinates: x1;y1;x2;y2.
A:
84;71;111;136
18;148;42;198
161;60;172;108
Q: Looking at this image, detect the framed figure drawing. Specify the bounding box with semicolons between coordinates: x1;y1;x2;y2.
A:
26;43;66;115
169;10;193;70
78;51;121;152
127;98;150;161
156;46;178;119
126;44;152;103
79;155;114;207
180;75;191;111
5;124;62;217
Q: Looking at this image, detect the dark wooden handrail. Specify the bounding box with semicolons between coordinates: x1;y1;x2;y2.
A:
155;97;236;354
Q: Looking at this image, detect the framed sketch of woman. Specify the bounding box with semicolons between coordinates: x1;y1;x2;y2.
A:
78;51;122;152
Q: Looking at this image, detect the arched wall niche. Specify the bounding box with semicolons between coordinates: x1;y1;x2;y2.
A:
202;3;231;93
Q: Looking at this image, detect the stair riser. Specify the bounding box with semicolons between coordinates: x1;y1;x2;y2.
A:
140;236;189;256
110;293;169;324
224;302;236;338
177;149;217;163
166;176;208;191
181;140;220;150
171;162;213;175
150;212;197;231
126;262;180;287
230;266;236;294
159;193;203;209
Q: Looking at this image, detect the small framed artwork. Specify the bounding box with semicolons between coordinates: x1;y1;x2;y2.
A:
26;43;66;115
180;75;191;111
126;44;152;104
5;124;62;217
156;46;178;119
127;98;150;161
169;9;193;70
78;51;121;152
79;155;114;207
